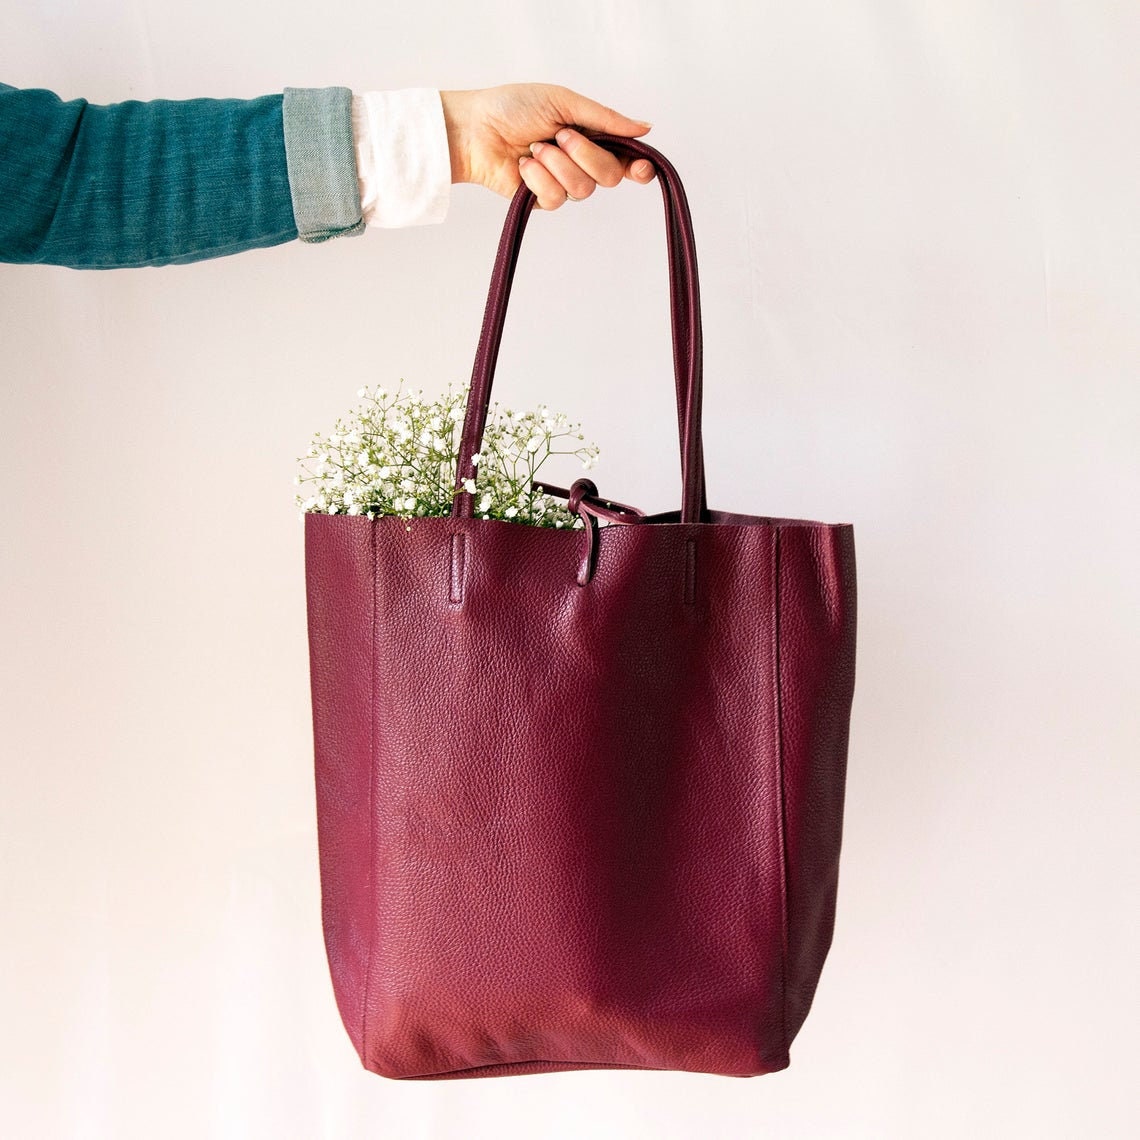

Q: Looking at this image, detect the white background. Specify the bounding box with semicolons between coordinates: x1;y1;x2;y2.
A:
1;2;1137;1137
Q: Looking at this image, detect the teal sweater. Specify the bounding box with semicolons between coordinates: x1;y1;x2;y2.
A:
0;83;365;269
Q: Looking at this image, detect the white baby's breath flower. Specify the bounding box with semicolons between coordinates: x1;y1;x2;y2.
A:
296;378;598;529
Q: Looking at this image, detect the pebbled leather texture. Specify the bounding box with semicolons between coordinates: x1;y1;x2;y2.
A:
304;135;857;1080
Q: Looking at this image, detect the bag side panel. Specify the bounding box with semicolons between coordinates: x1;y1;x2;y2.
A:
304;514;376;1061
776;524;858;1044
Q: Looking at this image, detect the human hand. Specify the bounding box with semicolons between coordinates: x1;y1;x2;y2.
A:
440;83;656;210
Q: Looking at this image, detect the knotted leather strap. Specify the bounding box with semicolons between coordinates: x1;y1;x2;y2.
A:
536;477;646;585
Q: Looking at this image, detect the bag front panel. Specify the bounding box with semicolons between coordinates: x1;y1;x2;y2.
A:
355;516;791;1079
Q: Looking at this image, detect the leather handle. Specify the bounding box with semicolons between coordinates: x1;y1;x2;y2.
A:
451;134;708;525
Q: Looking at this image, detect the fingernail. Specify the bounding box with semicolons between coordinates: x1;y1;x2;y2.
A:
555;128;572;146
635;120;653;128
530;141;545;156
519;155;529;166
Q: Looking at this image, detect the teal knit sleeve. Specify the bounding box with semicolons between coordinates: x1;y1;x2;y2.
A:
0;81;364;269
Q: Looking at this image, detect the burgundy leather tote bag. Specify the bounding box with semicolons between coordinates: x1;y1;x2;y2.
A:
304;134;857;1080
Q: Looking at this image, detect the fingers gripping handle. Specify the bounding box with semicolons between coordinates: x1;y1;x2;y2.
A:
451;134;708;525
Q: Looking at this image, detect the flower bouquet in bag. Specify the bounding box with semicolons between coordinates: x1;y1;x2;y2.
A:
295;379;620;529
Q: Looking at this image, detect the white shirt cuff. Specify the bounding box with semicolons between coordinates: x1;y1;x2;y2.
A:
351;89;451;228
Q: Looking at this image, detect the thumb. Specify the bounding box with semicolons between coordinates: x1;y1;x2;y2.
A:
554;87;653;137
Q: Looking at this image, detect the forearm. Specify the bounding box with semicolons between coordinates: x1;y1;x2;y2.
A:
0;83;369;269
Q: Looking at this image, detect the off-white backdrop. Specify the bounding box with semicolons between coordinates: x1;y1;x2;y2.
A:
2;3;1136;1138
